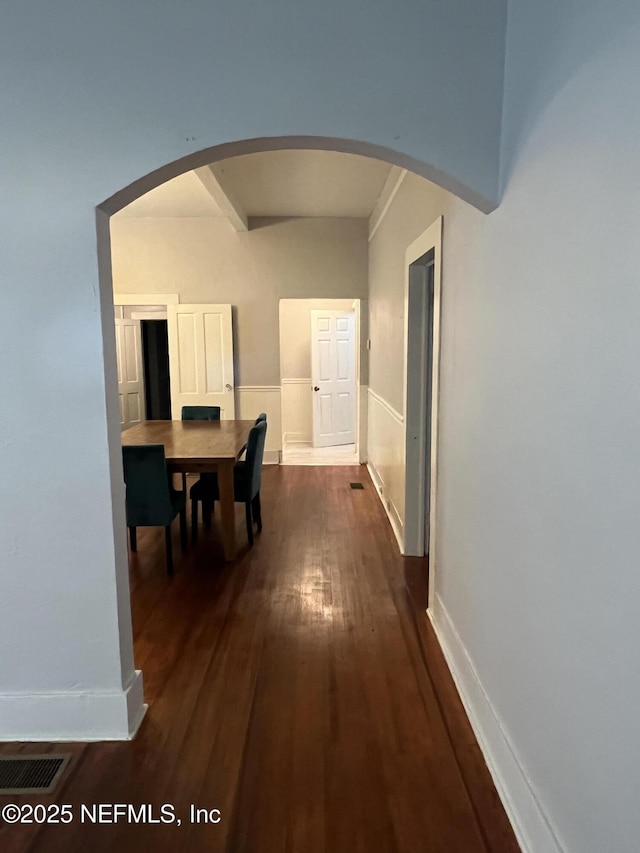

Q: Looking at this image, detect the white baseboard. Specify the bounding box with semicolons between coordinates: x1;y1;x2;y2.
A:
366;461;404;553
263;450;280;465
0;670;146;742
282;437;312;449
428;596;564;853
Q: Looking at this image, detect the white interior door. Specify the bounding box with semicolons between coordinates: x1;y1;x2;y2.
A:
115;318;146;430
167;304;235;419
311;310;356;448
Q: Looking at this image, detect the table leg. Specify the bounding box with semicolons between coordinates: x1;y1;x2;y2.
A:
217;460;236;561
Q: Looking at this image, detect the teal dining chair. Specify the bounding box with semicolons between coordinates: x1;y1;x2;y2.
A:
238;412;267;459
180;405;221;490
181;406;221;421
122;444;188;576
190;420;267;547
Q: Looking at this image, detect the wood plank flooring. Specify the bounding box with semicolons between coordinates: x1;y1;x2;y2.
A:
0;465;520;853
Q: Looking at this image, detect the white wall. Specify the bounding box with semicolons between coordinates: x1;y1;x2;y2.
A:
431;5;640;852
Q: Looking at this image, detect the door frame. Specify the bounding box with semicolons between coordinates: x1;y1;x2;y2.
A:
403;216;443;610
278;297;362;462
113;294;178;422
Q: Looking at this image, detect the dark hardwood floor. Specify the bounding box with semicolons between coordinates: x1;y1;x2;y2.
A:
0;465;520;853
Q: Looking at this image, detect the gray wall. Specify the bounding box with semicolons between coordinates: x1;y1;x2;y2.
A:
366;6;640;846
11;7;640;851
436;3;640;851
111;216;368;386
368;172;450;413
0;0;507;738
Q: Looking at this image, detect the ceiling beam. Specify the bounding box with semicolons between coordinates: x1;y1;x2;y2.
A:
368;166;407;242
194;164;248;232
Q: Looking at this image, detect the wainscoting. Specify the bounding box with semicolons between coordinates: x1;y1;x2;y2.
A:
280;378;313;447
235;386;282;464
366;387;405;551
236;382;370;470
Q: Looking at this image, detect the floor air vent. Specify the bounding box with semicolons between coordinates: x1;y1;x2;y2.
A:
349;482;364;490
0;755;71;795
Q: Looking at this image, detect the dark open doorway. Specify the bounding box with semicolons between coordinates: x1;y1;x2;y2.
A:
141;320;171;419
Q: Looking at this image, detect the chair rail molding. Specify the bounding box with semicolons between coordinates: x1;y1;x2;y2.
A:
366;387;405;552
367;387;404;424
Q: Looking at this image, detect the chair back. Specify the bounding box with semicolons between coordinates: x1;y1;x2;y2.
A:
181;406;221;421
244;420;268;499
255;412;267;423
122;445;174;526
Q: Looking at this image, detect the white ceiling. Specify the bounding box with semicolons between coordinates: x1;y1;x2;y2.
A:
217;150;391;218
114;150;392;220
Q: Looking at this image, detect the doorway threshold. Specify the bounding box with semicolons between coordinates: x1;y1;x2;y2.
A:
281;443;358;466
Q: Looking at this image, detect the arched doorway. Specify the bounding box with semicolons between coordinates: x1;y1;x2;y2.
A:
97;136;473;737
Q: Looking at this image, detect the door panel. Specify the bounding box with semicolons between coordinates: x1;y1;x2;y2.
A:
167;304;235;419
115;318;146;431
176;313;197;393
319;394;332;434
336;339;350;379
127;392;142;424
319;341;331;380
336;392;350;433
311;310;356;448
204;312;224;392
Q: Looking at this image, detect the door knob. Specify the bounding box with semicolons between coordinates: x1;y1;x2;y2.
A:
226;384;233;391
314;386;320;392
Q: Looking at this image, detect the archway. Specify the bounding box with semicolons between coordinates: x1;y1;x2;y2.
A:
98;135;496;218
97;136;472;735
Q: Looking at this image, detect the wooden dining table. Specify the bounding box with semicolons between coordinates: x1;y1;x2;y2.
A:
121;419;256;561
